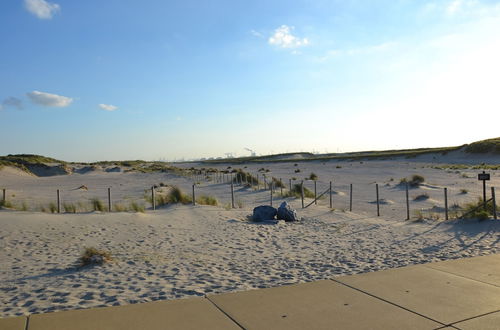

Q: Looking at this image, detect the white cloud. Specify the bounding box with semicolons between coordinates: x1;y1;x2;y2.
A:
99;104;118;111
24;0;60;19
268;25;309;48
27;90;73;107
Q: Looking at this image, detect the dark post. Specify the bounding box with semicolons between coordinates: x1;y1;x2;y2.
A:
270;182;273;207
349;184;353;212
57;189;60;214
492;187;497;220
314;180;317;205
376;183;380;217
405;182;410;220
482;170;487;211
264;176;267;190
329;181;333;208
301;180;305;208
151;186;156;210
280;178;283;196
444;187;449;220
231;182;235;208
2;189;5;202
192;184;196;206
108;187;111;212
289;179;292;191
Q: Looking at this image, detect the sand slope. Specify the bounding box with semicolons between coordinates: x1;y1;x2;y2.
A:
1;206;498;318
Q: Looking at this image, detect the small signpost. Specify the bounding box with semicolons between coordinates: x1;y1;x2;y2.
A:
478;171;490;211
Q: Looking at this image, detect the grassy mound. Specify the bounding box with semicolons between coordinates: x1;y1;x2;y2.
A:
465;137;500;154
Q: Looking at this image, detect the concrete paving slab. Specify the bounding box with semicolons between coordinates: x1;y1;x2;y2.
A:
0;316;27;330
424;254;500;287
452;311;500;330
208;280;442;330
335;266;500;325
28;297;240;330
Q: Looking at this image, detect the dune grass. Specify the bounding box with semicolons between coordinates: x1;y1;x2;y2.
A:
196;195;218;206
464;137;500;154
90;198;105;212
461;198;495;220
79;247;112;267
284;183;315;198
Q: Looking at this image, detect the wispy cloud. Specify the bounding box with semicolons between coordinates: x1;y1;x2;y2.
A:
1;97;23;110
24;0;60;19
250;30;264;38
99;104;118;111
27;91;73;107
268;25;309;49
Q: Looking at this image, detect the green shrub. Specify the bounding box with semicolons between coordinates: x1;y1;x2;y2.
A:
309;173;318;180
460;189;468;194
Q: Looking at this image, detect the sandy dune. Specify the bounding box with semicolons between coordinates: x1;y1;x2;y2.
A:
0;157;499;317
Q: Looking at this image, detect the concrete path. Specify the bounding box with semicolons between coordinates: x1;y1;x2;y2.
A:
1;254;498;329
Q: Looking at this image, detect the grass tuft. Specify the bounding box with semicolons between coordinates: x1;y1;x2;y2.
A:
79;247;112;267
91;198;105;212
196;195;218;206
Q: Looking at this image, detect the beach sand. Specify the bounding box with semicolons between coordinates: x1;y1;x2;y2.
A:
1;155;499;317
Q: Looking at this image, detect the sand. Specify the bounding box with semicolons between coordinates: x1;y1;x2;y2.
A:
0;155;499;317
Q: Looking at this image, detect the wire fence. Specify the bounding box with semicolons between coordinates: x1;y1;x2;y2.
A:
0;170;498;220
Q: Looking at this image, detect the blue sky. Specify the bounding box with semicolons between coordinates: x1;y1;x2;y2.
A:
1;0;500;161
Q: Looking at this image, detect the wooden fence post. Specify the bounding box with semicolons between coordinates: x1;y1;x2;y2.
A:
376;183;380;217
301;180;305;208
151;187;156;210
270;182;273;207
349;184;353;212
314;180;317;205
192;184;196;206
444;187;448;220
280;178;283;196
406;182;410;220
329;181;333;208
492;187;497;220
57;189;60;214
289;179;292;191
2;189;5;202
108;187;111;212
231;182;235;208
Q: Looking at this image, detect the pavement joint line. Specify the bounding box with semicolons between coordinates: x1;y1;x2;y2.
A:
422;264;500;288
329;278;448;327
448;309;500;327
204;296;246;330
